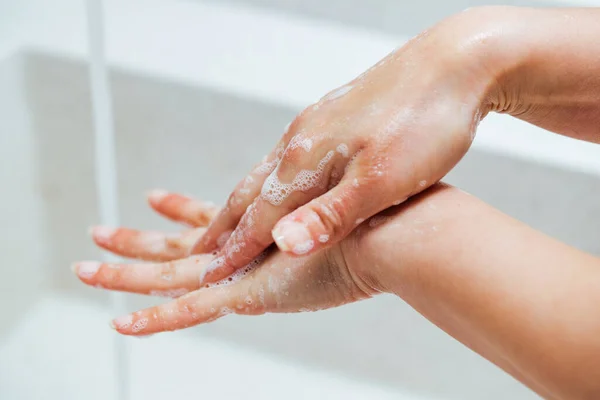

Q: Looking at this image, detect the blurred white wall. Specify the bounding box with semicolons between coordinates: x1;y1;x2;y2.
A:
2;1;600;400
200;0;600;37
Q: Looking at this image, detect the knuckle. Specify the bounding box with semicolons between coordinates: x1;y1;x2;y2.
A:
155;306;172;331
237;174;258;199
282;119;298;142
328;165;344;189
101;265;122;285
226;190;247;213
311;198;347;239
166;299;196;329
294;107;313;125
176;297;196;317
159;261;177;281
282;132;327;165
223;230;269;265
234;281;266;316
241;231;271;253
280;144;306;165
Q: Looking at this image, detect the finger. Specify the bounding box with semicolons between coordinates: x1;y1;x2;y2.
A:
71;254;214;296
147;189;220;227
200;144;350;284
272;175;388;257
109;275;263;336
91;226;204;262
188;169;266;254
191;123;295;254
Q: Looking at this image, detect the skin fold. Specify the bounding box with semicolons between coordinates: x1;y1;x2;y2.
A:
72;6;600;399
189;6;600;285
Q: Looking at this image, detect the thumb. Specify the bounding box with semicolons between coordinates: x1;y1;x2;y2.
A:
271;178;382;257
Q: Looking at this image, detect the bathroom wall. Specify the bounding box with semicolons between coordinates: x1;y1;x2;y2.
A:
201;0;599;38
0;54;49;333
2;1;600;399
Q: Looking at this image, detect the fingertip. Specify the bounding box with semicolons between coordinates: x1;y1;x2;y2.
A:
272;219;314;255
147;189;169;204
111;314;134;333
91;225;117;244
72;261;101;279
272;230;291;252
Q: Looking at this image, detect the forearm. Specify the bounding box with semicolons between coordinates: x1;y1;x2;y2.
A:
349;184;600;399
467;7;600;141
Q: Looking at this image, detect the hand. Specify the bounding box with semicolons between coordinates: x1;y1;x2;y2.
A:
190;9;495;284
72;190;376;336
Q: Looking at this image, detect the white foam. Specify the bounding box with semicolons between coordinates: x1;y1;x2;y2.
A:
293;240;314;255
289;134;313;152
254;159;278;175
131;318;149;333
336;143;349;158
205;253;266;289
257;284;266;306
261;151;335;206
254;144;285;175
150;289;189;298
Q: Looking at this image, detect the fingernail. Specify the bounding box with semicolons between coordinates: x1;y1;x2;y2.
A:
112;314;133;330
74;261;101;278
148;189;169;203
272;220;314;255
92;226;116;242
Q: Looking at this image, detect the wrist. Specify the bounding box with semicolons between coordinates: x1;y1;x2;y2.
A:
342;184;463;295
433;6;535;117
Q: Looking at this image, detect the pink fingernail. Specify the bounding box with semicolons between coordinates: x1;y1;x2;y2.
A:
148;189;169;203
74;261;101;278
272;220;314;255
111;314;133;330
93;226;116;242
